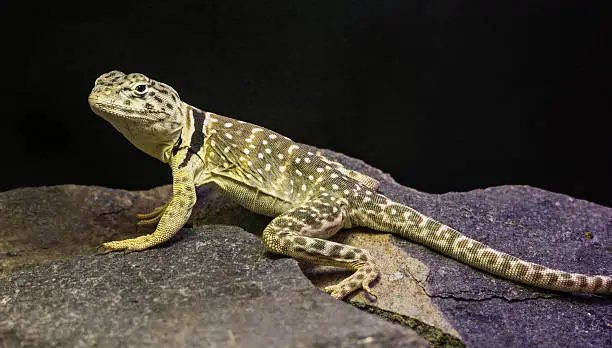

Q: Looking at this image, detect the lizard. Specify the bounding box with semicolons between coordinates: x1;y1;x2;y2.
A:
88;70;612;299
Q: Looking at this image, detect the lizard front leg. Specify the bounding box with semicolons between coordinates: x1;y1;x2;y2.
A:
103;157;197;252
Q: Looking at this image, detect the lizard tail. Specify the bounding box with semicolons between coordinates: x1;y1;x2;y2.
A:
352;194;612;295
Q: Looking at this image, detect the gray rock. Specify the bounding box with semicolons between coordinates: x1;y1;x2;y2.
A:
0;185;171;273
0;186;424;348
317;148;612;348
1;146;610;347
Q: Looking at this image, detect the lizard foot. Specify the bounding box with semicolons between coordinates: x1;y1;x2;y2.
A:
101;234;157;252
324;262;380;300
135;203;169;226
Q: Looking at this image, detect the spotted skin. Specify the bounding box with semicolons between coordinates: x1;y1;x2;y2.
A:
88;71;612;298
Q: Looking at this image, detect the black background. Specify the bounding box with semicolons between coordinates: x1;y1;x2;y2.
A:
2;1;610;206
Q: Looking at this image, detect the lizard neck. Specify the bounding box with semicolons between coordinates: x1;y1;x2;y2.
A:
142;100;191;163
170;103;208;163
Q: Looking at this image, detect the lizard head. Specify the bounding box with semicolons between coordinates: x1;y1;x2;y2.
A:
88;71;186;163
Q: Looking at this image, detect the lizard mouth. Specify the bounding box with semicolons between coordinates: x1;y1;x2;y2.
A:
89;99;164;123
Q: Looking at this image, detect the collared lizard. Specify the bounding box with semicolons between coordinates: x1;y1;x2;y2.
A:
88;71;611;298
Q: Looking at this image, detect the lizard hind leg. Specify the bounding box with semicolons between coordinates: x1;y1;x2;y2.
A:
262;197;380;299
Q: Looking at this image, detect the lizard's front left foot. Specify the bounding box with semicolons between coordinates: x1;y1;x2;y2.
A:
324;261;380;300
102;234;158;252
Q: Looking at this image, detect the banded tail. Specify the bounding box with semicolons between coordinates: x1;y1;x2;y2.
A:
352;193;612;294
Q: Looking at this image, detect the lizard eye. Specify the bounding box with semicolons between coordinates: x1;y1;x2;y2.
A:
133;84;149;96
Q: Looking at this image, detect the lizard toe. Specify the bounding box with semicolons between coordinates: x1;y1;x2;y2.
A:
94;244;114;255
323;262;380;300
102;235;154;252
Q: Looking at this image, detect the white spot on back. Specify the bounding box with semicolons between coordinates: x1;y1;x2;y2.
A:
225;133;233;139
224;122;232;127
269;134;277;139
288;145;299;154
265;163;271;171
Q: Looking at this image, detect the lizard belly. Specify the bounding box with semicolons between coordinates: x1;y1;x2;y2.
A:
206;176;294;217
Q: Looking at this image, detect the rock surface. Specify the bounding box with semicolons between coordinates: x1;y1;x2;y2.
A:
1;146;611;347
0;185;424;348
318;149;612;348
0;226;422;348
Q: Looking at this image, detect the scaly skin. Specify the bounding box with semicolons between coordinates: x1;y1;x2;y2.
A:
88;71;612;298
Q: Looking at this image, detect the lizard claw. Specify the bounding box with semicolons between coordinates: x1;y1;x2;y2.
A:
94;244;114;255
362;283;378;301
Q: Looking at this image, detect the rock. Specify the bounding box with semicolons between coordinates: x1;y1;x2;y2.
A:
0;185;171;274
1;146;610;347
0;226;422;348
0;186;424;348
311;148;612;348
